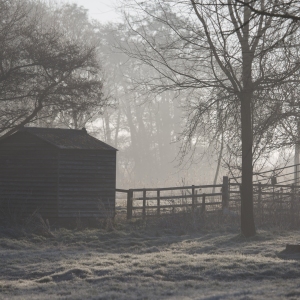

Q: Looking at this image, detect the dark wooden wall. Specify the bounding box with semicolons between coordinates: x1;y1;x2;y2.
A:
0;132;59;219
58;150;116;218
0;131;116;222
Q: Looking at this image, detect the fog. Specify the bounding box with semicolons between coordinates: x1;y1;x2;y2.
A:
46;1;224;189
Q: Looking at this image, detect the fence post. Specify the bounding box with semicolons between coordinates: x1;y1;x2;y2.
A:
127;189;133;220
157;189;160;216
143;189;146;220
192;185;195;213
291;184;295;226
202;193;206;214
222;176;229;211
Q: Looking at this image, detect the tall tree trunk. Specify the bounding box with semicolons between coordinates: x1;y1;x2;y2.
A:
295;120;300;185
72;110;78;129
114;109;121;148
240;93;256;237
240;1;256;237
212;134;224;194
104;111;112;144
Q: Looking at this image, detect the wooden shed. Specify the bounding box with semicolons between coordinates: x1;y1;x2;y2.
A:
0;127;117;221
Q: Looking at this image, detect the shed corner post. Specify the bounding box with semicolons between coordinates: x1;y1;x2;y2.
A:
222;176;229;211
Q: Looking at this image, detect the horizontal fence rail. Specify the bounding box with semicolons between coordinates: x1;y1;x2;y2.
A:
228;164;300;226
116;178;228;220
116;164;300;226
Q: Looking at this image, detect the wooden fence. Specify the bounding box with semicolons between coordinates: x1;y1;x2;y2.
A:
115;164;300;224
116;176;229;219
116;175;300;222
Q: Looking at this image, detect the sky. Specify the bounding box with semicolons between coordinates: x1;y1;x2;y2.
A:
59;0;121;23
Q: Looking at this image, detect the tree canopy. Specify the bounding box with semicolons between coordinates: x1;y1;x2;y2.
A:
0;0;107;137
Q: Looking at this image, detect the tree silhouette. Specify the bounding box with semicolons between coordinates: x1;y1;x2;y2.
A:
120;0;300;236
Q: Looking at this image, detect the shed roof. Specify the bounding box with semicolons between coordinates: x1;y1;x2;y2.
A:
19;127;117;150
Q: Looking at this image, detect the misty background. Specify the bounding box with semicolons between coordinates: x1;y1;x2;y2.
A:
2;0;298;190
37;0;222;188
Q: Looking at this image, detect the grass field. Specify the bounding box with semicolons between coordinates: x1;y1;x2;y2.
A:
1;216;300;299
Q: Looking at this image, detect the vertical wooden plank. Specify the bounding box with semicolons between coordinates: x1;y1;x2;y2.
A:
143;189;146;220
127;189;133;220
192;185;195;213
126;190;130;220
130;190;134;219
222;176;229;210
202;193;206;214
157;189;160;216
291;184;295;226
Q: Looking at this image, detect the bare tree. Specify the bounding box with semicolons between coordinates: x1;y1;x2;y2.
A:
120;0;300;236
0;0;107;137
230;0;300;21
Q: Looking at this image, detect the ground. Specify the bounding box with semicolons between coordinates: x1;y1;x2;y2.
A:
1;218;300;300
